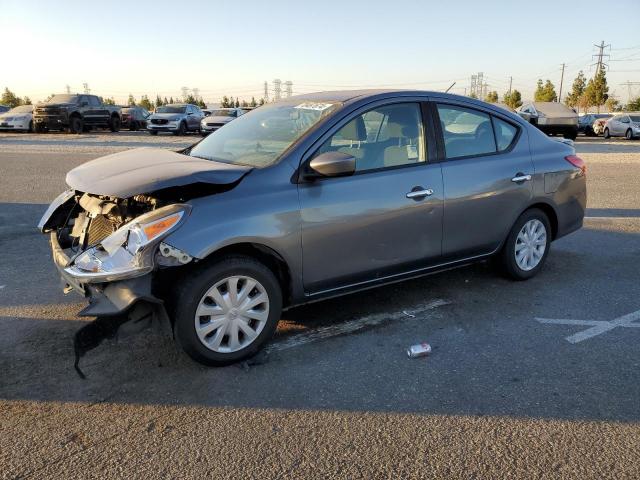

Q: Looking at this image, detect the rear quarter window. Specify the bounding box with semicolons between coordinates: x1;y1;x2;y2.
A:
493;117;518;151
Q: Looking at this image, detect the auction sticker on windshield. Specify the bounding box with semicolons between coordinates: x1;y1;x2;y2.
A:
294;102;334;111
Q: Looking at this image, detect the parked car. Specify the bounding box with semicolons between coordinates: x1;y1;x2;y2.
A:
121;106;150;131
517;102;578;139
200;107;248;135
33;94;121;133
578;113;612;136
603;113;640;140
147;104;203;135
38;90;586;366
592;117;610;136
0;104;34;132
0;105;10;113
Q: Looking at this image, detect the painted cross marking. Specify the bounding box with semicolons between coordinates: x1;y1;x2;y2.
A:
535;309;640;344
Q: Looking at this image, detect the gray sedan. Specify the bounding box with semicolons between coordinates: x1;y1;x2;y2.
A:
39;90;587;367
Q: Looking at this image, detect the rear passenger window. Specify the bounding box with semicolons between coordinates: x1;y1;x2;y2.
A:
493;117;517;151
437;105;496;159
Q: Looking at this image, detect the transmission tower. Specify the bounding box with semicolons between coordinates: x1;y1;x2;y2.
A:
592;41;611;74
263;81;269;102
273;79;282;101
181;86;189;100
620;81;640;102
192;87;199;100
284;80;292;98
470;75;477;97
65;84;71;94
82;83;90;94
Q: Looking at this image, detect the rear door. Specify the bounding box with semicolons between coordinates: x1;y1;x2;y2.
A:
433;101;534;259
298;100;444;294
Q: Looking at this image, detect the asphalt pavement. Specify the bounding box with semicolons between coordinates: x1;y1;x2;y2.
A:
1;132;639;479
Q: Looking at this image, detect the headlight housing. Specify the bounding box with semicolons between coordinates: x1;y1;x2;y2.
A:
66;204;190;282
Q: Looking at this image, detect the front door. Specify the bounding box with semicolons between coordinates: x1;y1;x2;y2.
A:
434;102;534;259
298;102;443;294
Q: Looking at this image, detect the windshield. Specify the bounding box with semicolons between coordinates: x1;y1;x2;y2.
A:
211;109;235;117
156;106;186;114
48;94;79;104
9;105;33;113
629;115;640;122
189;101;341;167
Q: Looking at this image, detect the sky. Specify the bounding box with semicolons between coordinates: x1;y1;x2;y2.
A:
1;0;639;105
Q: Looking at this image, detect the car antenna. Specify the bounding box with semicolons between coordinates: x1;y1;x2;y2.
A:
445;82;456;93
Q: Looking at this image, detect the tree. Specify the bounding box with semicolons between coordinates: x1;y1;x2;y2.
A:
164;96;169;105
584;68;609;113
155;95;164;108
534;79;557;102
102;97;116;105
139;95;153;110
1;88;22;108
259;97;265;106
605;97;619;112
235;98;240;108
22;96;32;105
169;96;175;104
484;91;498;103
221;96;230;108
468;92;478;99
565;71;586;109
240;99;248;107
503;89;522;109
628;96;640;111
127;94;136;106
250;96;257;107
183;94;197;105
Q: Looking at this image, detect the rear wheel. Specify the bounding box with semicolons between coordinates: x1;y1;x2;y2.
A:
27;120;33;133
500;209;551;281
626;129;634;140
173;256;282;366
69;116;83;134
149;130;158;136
129;121;138;131
603;128;610;139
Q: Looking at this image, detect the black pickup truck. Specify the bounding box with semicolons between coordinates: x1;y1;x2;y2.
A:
33;94;122;133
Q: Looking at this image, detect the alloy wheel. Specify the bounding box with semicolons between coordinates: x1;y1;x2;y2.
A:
194;275;270;353
514;219;547;271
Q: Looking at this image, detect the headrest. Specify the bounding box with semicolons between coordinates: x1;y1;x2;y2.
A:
340;117;367;141
385;122;404;138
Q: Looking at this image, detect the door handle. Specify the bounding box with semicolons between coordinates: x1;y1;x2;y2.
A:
511;174;532;183
406;188;434;199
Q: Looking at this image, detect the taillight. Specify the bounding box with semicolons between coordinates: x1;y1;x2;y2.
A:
565;155;586;175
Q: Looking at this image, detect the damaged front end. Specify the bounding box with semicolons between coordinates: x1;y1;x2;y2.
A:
39;190;192;318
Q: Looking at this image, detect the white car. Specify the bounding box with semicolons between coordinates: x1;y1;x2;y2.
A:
200;107;248;136
603;113;640;140
0;104;34;132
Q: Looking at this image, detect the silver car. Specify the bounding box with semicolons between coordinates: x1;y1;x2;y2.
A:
147;103;203;136
0;104;34;132
517;102;579;140
603;113;640;140
200;107;247;135
39;90;587;367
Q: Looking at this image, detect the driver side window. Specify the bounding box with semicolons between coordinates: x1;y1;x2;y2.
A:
315;103;426;172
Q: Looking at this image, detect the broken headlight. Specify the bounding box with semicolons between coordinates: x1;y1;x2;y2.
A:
66;204;190;283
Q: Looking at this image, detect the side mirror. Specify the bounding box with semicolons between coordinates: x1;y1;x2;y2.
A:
306;151;356;179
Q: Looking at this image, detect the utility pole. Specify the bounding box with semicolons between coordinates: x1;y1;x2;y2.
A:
558;63;566;103
508;76;512;96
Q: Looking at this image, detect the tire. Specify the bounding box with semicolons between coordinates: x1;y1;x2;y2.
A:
173;255;283;366
109;115;121;132
35;123;46;133
563;129;577;140
27;120;33;133
129;121;138;131
499;208;551;281
626;129;634;140
149;130;158;136
69;116;83;134
603;128;610;139
174;121;186;136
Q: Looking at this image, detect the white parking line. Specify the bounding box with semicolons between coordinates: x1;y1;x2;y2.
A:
269;299;449;352
535;309;640;343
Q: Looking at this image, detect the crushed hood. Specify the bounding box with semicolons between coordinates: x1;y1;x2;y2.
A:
66;148;252;197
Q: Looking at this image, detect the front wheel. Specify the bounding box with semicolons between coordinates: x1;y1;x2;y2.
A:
173;256;283;366
603;128;610;139
69;116;83;134
149;130;158;136
174;121;186;136
626;129;634;140
109;115;121;132
499;209;551;281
